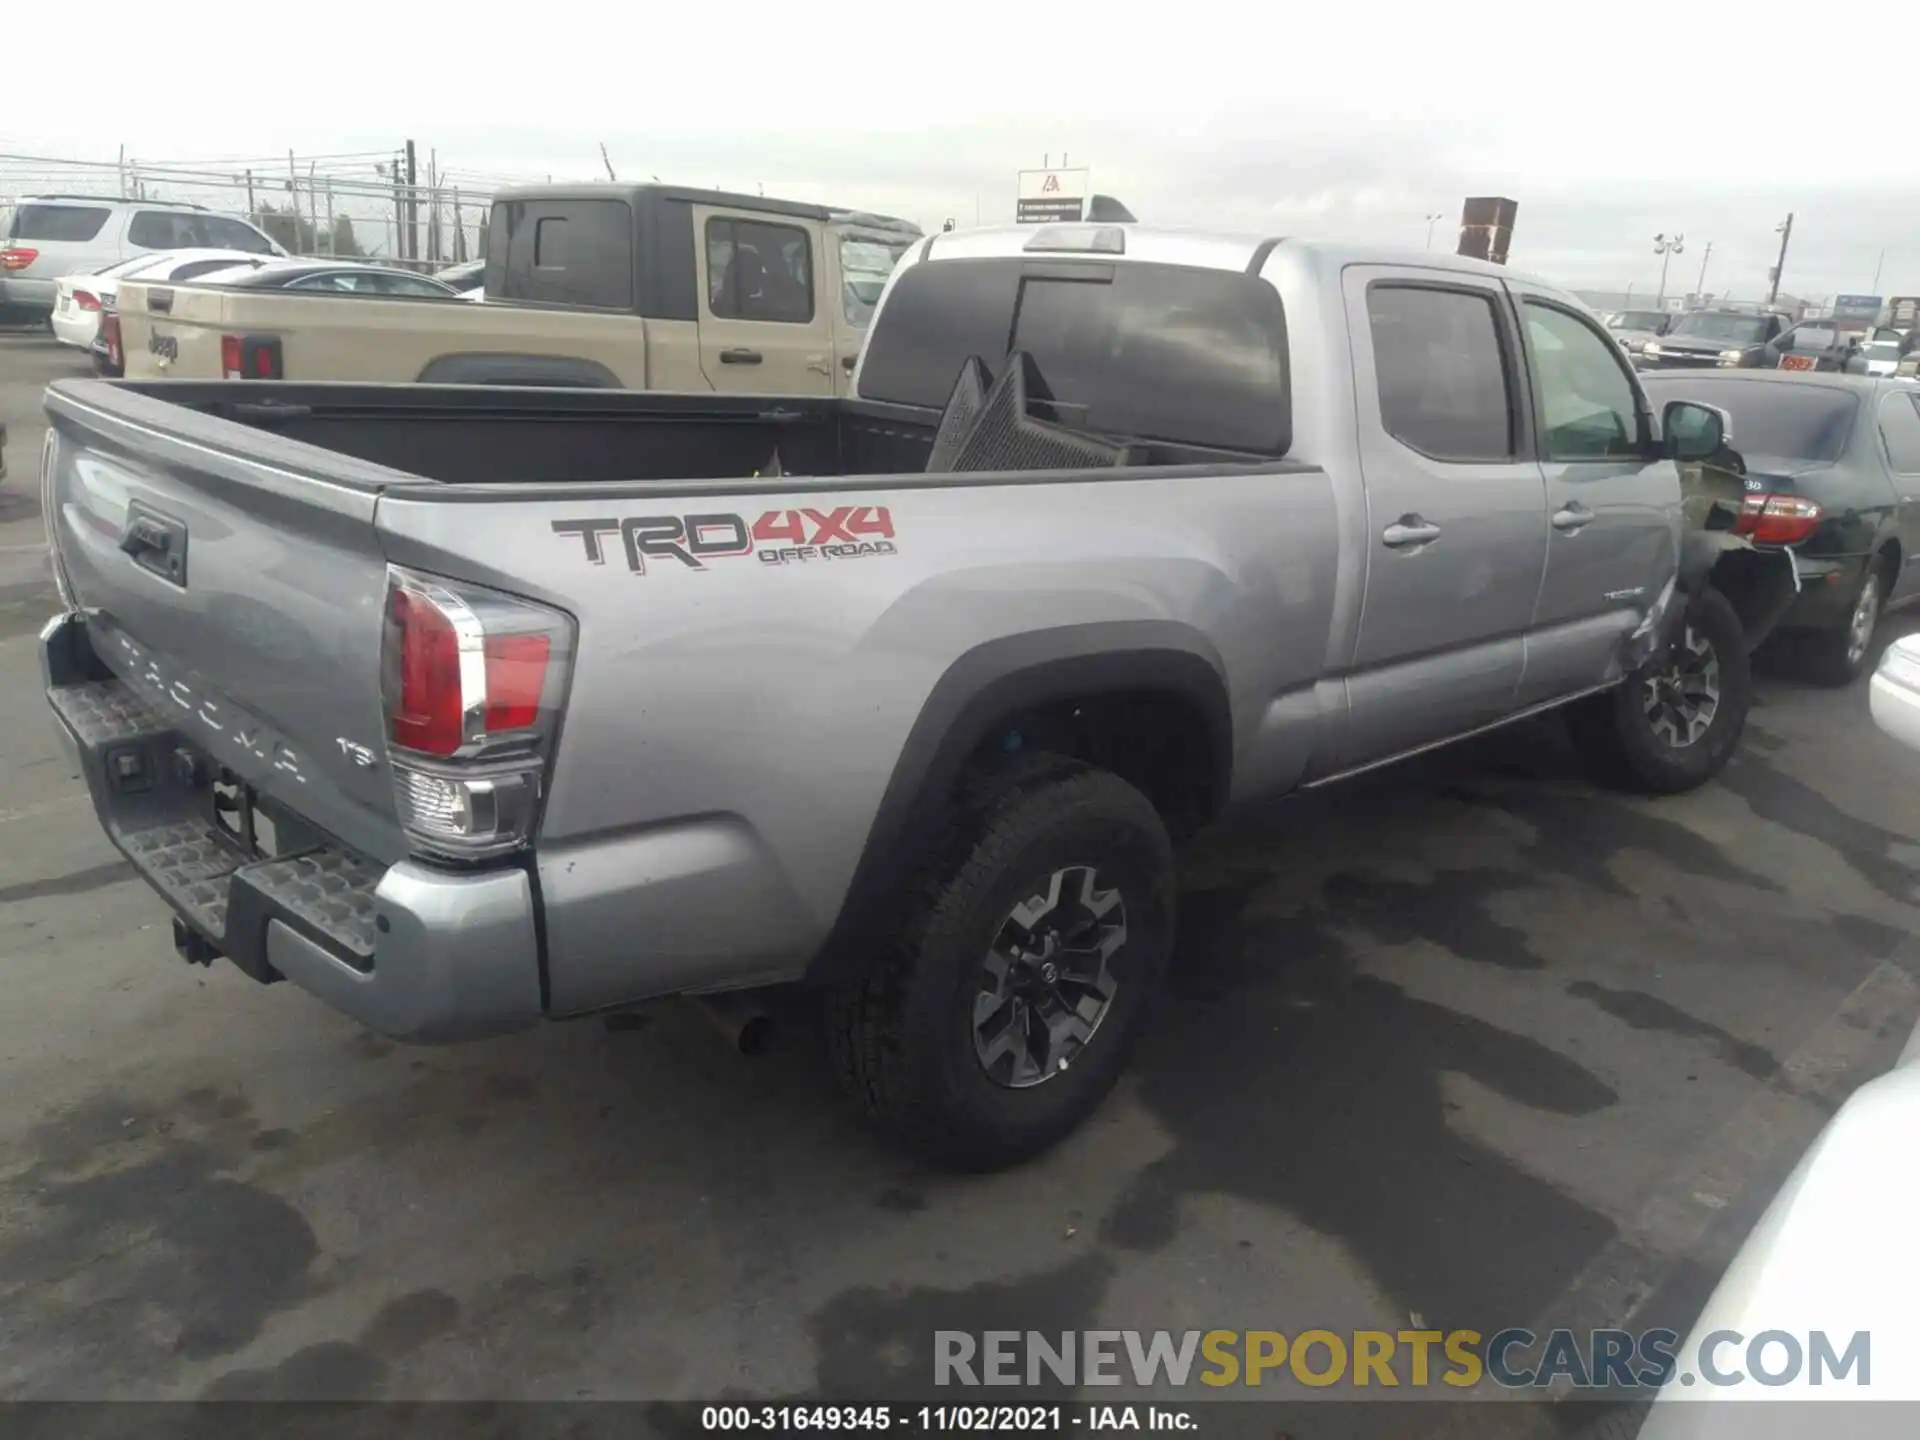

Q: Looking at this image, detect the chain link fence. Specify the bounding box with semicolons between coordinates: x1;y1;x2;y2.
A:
0;151;524;272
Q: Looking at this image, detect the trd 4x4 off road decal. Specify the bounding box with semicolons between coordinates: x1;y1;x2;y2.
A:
552;507;898;575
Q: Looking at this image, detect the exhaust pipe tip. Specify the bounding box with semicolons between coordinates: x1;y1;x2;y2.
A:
685;991;777;1057
735;1013;775;1058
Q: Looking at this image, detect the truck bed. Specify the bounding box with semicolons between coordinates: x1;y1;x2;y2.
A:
85;379;1277;490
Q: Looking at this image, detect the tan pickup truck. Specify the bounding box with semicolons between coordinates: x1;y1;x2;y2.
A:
116;183;921;395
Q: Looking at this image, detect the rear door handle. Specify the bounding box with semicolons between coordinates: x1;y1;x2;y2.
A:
719;348;763;365
1552;503;1596;533
1382;516;1442;549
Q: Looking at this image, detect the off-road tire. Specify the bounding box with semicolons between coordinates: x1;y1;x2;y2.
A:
825;754;1175;1170
1568;587;1750;794
1796;555;1889;688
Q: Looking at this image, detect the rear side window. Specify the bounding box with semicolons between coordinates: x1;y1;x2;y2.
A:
1881;392;1920;474
858;258;1289;455
13;204;111;243
128;211;190;248
707;217;814;323
1367;284;1516;462
493;199;634;310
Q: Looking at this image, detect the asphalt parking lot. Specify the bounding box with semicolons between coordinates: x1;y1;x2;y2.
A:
1;330;1917;1429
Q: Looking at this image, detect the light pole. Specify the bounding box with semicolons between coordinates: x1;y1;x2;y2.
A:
1766;214;1793;306
1871;247;1886;293
1426;212;1444;251
1653;232;1685;307
1695;241;1713;300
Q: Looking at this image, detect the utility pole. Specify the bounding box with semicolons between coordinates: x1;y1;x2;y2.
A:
389;154;404;261
599;142;617;181
428;149;440;263
1872;247;1886;293
1695;241;1713;298
1653;232;1685;307
405;139;419;263
1425;212;1443;250
1766;213;1793;306
453;188;465;263
288;150;300;251
325;179;335;257
244;169;256;227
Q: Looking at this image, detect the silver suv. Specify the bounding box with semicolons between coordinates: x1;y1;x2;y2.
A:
0;195;285;322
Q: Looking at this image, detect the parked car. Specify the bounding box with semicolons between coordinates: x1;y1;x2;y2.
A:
1768;319;1907;376
53;249;273;363
433;259;486;298
1641;308;1795;370
113;183;922;395
184;258;465;297
0;195;283;323
1604;307;1673;356
1640;1004;1920;1437
41;226;1793;1167
1641;372;1920;684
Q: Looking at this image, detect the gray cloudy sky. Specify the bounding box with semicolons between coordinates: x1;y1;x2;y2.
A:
12;0;1920;300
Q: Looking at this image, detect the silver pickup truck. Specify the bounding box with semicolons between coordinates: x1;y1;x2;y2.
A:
38;224;1784;1167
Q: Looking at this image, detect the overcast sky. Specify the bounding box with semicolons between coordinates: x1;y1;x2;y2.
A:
10;1;1920;301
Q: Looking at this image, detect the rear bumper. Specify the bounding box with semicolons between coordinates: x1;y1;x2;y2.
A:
49;305;99;350
41;612;543;1042
1772;552;1873;631
0;276;57;312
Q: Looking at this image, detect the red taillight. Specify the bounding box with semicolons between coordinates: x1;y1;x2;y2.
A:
388;587;466;757
220;333;282;380
1733;492;1823;546
385;577;561;757
483;634;551;732
0;247;37;271
74;290;101;311
380;569;573;861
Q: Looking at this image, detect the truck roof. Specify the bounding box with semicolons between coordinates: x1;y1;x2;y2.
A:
489;181;918;235
916;223;1559;291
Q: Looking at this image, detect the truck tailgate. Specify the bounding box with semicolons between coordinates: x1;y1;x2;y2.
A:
43;379;405;867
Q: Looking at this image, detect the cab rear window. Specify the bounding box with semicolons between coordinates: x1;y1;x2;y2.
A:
858;258;1290;455
489;199;634;310
10;204;111;243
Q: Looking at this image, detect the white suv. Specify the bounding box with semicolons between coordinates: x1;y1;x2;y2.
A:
0;195;285;323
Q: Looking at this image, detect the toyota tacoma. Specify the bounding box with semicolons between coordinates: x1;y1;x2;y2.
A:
39;223;1791;1166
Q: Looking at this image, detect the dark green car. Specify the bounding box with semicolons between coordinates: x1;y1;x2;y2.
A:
1642;371;1920;685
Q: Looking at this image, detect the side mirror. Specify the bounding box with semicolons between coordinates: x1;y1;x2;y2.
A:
1663;399;1731;462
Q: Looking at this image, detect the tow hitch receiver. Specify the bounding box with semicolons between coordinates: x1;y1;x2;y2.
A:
172;916;220;967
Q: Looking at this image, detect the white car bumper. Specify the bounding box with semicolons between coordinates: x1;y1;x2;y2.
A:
49;298;100;351
1869;642;1920;755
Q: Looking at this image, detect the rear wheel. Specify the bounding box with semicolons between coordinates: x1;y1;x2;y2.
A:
826;756;1175;1170
1568;587;1750;794
1796;556;1888;688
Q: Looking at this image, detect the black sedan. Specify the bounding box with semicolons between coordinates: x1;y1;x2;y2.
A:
1641;372;1920;684
191;258;463;298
